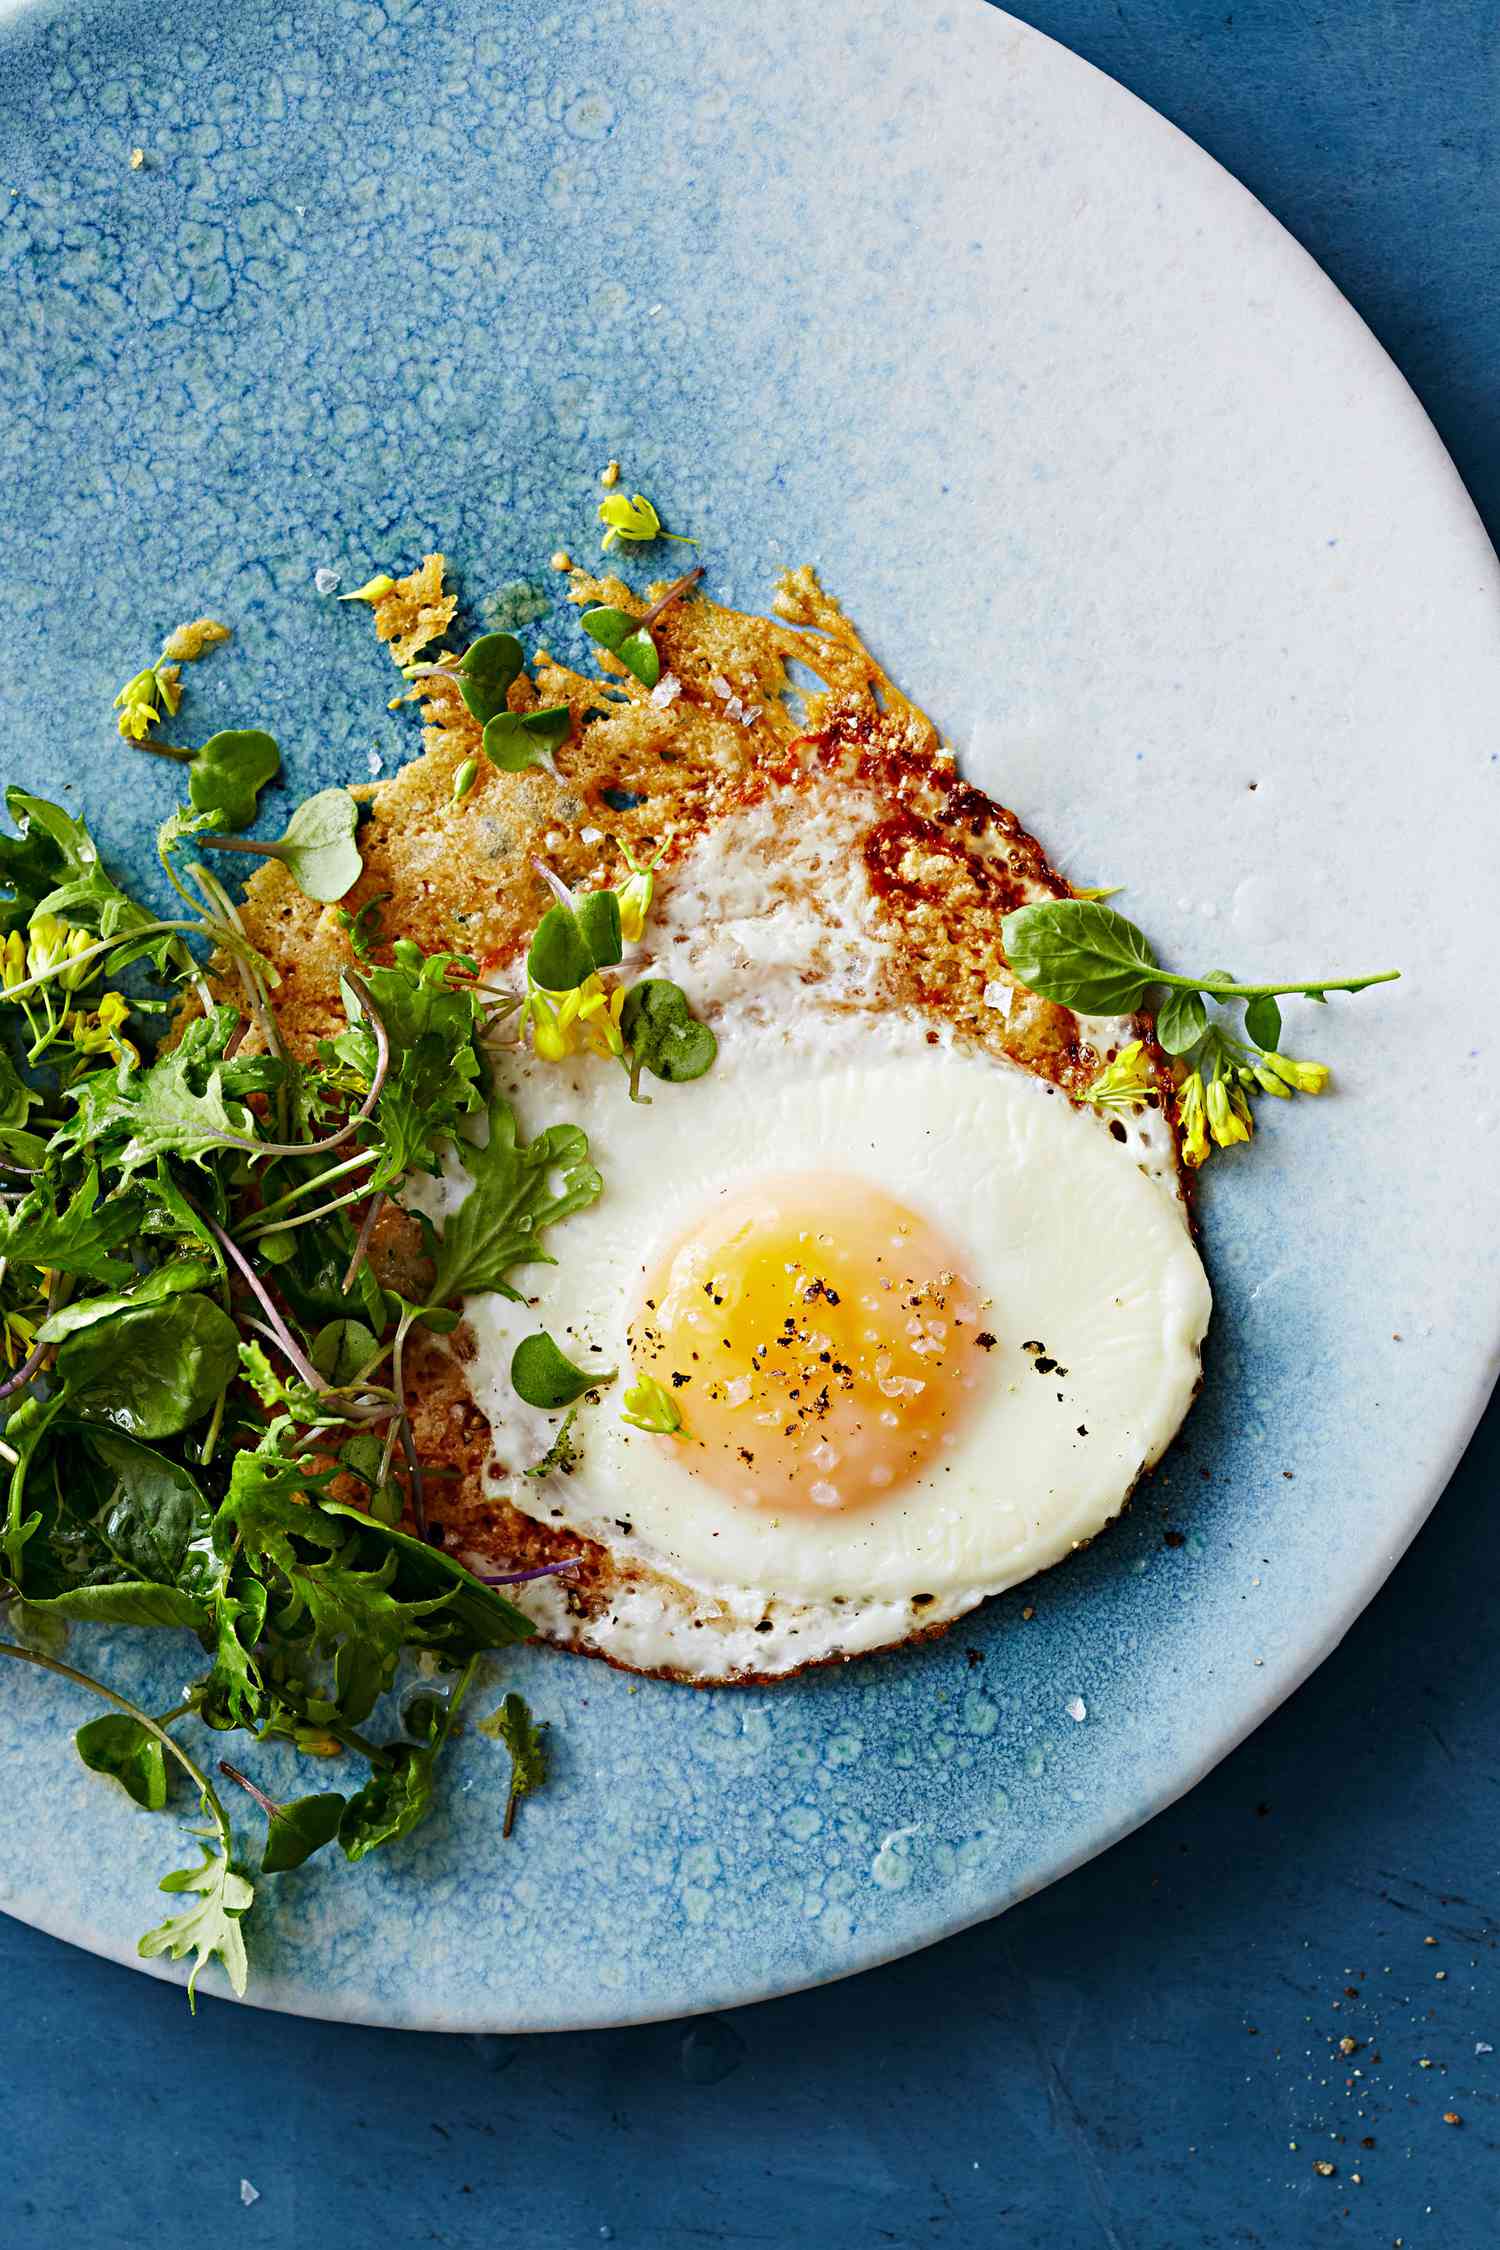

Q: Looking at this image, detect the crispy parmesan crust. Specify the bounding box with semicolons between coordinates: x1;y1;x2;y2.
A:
225;555;1188;1684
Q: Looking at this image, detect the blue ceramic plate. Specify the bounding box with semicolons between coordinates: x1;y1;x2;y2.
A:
0;0;1496;2030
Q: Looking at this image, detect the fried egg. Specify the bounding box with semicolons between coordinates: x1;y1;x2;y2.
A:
424;776;1212;1682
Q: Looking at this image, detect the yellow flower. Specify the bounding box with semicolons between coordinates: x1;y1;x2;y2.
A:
525;985;583;1062
2;931;27;992
338;573;397;605
577;975;626;1059
597;492;696;553
26;915;71;981
114;667;161;739
68;990;138;1064
1177;1071;1211;1168
1206;1073;1252;1150
1083;1038;1152;1111
59;928;94;993
615;839;662;943
1244;1059;1289;1099
1258;1050;1330;1097
2;1308;36;1368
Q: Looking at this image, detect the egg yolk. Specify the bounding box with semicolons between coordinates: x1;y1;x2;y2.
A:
629;1173;988;1512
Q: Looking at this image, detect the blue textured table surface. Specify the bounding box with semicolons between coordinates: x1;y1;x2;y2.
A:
5;4;1498;2245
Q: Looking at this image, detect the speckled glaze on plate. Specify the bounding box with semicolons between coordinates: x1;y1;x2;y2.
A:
0;0;1495;2031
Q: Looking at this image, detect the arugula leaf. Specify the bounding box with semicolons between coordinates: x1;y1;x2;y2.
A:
511;1330;615;1408
482;707;572;774
1;790;174;968
55;1038;256;1180
137;1832;254;2010
620;980;717;1091
261;1791;346;1874
75;1712;169;1812
428;1094;602;1306
455;632;524;725
56;1293;240;1438
580;605;660;689
337;1743;435;1861
481;1692;547;1838
0;1166;141;1287
325;940;483;1186
337;891;391;960
211;1428;530;1725
37;1256;217;1344
187;729;280;831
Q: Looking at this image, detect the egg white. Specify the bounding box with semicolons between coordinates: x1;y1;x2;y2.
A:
414;790;1211;1679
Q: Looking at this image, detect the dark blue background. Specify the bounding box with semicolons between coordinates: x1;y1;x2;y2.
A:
7;6;1498;2246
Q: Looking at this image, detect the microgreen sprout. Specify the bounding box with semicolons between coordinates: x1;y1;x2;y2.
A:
200;787;363;903
510;1330;616;1409
1007;898;1393;1166
482;706;573;778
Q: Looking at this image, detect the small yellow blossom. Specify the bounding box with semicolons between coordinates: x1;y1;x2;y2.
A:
2;1308;36;1368
26;916;72;982
338;573;397;605
113;665;163;740
1;931;27;992
1258;1050;1330;1097
598;491;695;553
1206;1073;1252;1150
1177;1071;1211;1167
577;975;626;1059
614;839;662;944
1083;1038;1152;1111
69;990;138;1064
621;1373;686;1437
525;985;583;1062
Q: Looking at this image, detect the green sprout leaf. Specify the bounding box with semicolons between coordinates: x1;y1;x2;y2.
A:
1243;993;1283;1051
185;729;281;831
75;1712;170;1812
456;633;525;725
528;903;595;993
137;1832;254;2010
482;706;573;775
1001;900;1160;1015
574;888;623;970
511;1330;615;1409
580;606;661;689
620;979;717;1093
201;788;364;904
526;890;621;994
1155;987;1207;1056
